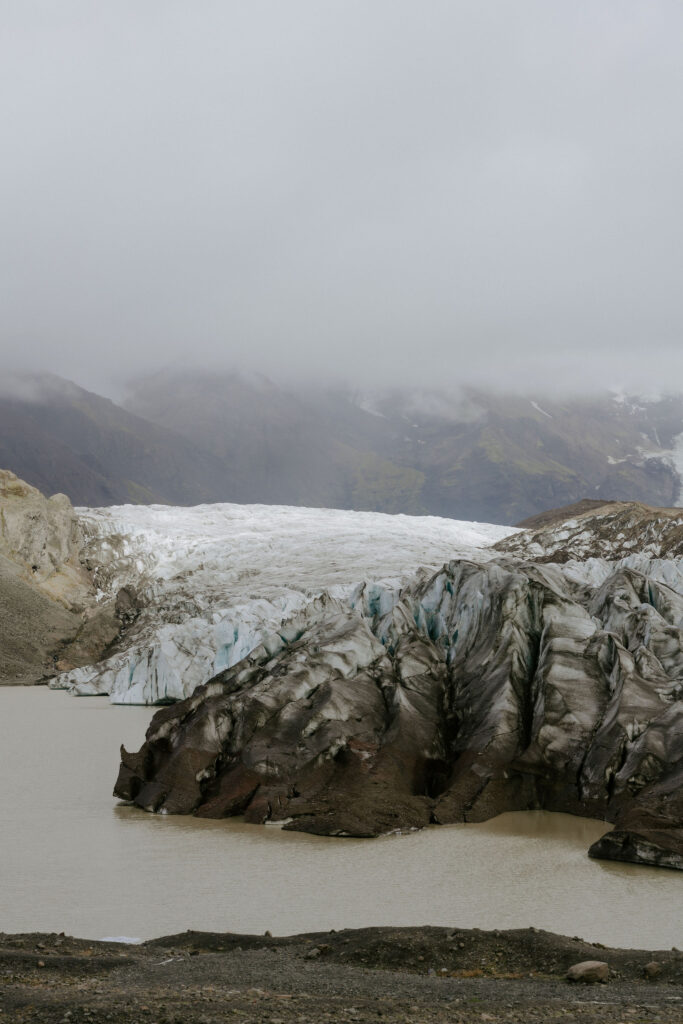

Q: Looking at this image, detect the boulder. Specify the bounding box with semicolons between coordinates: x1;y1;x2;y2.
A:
566;961;609;983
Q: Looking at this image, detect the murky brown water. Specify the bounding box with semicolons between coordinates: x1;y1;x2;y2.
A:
0;688;680;947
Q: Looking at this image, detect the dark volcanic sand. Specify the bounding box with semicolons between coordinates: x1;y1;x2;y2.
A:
1;926;682;1023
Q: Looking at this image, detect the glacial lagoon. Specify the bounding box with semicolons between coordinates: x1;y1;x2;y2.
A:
1;687;680;947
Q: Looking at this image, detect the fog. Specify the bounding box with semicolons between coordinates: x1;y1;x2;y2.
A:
2;2;683;398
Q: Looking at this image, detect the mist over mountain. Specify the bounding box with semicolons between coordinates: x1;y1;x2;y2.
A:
125;371;683;522
1;370;682;523
0;374;228;507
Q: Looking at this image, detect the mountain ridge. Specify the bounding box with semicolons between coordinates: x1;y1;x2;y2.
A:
0;373;230;507
3;370;683;522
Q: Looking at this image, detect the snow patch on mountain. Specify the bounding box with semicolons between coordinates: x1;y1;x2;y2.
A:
667;432;683;506
51;502;518;704
530;400;553;419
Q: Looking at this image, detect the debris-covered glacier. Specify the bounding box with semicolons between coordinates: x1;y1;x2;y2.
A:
116;546;683;870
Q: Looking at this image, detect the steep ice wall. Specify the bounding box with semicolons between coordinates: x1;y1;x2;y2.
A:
51;502;518;704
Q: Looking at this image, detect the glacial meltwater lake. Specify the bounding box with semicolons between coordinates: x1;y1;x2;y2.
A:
1;688;680;948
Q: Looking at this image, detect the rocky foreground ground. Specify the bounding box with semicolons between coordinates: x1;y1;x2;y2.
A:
1;926;682;1024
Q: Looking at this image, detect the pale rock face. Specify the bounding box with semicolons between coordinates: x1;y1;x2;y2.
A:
0;469;88;607
0;470;117;684
50;502;518;704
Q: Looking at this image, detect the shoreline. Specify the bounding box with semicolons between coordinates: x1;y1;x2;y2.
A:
2;924;682;1023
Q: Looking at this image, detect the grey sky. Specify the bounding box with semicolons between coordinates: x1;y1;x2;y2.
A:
2;1;683;397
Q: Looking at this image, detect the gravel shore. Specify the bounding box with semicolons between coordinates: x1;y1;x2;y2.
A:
1;925;682;1023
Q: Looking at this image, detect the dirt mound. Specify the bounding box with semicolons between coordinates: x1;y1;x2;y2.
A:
499;500;683;562
515;498;616;529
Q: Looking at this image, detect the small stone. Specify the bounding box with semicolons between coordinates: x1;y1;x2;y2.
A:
305;947;321;959
644;961;663;979
566;960;609;983
264;930;272;937
37;960;45;968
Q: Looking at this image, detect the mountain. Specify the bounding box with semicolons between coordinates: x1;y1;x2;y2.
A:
126;370;683;522
0;373;228;507
3;369;683;522
125;369;425;512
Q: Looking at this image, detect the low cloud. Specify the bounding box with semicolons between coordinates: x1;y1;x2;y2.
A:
2;2;683;398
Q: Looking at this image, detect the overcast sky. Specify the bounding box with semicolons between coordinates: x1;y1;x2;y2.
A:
2;1;683;397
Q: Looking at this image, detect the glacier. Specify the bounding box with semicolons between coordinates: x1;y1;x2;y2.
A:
50;502;518;704
115;533;683;869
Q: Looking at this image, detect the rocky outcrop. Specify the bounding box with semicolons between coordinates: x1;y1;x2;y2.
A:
115;551;683;869
0;470;127;684
0;469;86;597
588;760;683;870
